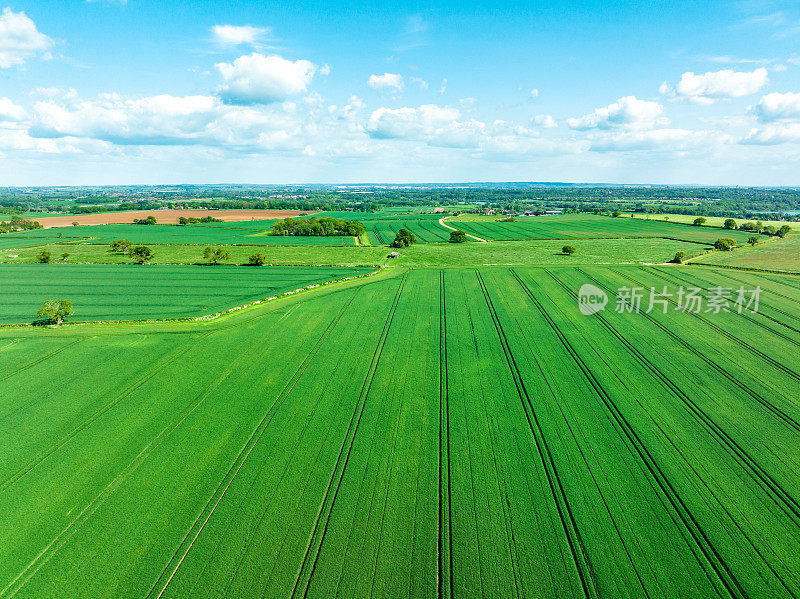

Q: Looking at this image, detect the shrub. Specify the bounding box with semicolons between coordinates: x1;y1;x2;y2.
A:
392;229;417;248
449;230;467;243
110;239;132;254
133;215;157;225
672;251;687;263
248;253;266;266
130;246;155;264
562;245;576;255
36;250;51;263
693;217;707;226
747;236;759;247
203;247;231;264
723;218;737;230
777;225;792;238
714;238;737;251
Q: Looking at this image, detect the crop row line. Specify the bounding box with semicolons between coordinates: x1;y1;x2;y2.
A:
289;272;409;599
510;269;745;599
438;271;453;599
549;270;800;530
475;270;598;599
0;338;82;385
145;286;365;599
652;267;800;352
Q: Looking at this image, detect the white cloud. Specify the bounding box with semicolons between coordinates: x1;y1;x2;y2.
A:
216;53;317;105
368;73;404;91
588;128;719;152
0;8;54;68
211;25;269;47
530;88;539;98
661;68;769;104
567;96;666;131
367;104;460;140
0;97;27;121
534;114;557;128
411;76;428;90
440;78;447;95
743;123;800;145
753;92;800;121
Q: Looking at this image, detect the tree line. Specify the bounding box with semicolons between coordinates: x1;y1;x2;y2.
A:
271;217;366;237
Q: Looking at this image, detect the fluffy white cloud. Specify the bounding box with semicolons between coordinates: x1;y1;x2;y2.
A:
743;123;800;145
368;73;404;91
753;92;800;121
366;104;460;140
211;25;268;47
567;96;666;131
0;8;54;68
660;68;768;104
216;53;317;105
534;114;557;128
0;97;27;121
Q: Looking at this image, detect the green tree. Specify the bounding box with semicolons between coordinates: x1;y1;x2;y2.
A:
110;239;132;254
763;225;776;235
777;225;792;238
61;252;69;261
391;229;417;248
693;217;707;226
36;250;51;263
130;246;155;264
36;299;74;325
133;215;157;225
562;245;576;255
714;238;737;251
612;210;621;217
72;221;79;227
723;218;737;230
203;247;231;264
747;236;759;246
449;230;467;243
248;253;266;266
672;251;687;263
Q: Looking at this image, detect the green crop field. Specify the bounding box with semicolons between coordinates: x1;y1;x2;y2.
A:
0;264;372;323
1;265;798;597
449;214;757;244
694;235;800;273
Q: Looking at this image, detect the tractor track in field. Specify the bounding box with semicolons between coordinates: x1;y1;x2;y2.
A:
144;285;366;599
0;324;278;599
585;268;800;436
288;272;408;599
475;270;598;599
510;269;746;599
0;332;214;495
438;271;454;599
0;339;82;385
649;268;800;353
610;267;800;414
547;270;800;531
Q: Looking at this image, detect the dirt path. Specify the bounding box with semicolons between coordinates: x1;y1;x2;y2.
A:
438;216;489;242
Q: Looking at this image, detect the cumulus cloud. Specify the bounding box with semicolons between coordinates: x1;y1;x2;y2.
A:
0;97;27;121
743;123;800;145
216;53;317;105
0;8;54;68
660;68;768;104
367;104;460;140
368;73;404;91
567;96;666;131
211;25;269;47
534;114;557;128
752;92;800;121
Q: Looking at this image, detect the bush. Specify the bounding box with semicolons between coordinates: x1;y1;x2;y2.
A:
133;215;157;225
562;245;576;255
61;252;69;261
248;253;266;266
110;239;132;254
777;225;792;238
672;251;687;263
692;217;707;226
203;247;231;264
714;238;737;251
612;210;621;217
36;250;51;263
449;230;467;243
130;246;155;264
747;236;760;247
723;218;737;230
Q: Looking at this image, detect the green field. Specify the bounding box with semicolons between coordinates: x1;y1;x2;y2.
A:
694;236;800;273
1;266;799;597
450;213;758;244
0;264;372;323
0;237;703;267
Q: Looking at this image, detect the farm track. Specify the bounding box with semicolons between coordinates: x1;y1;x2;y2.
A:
544;270;800;530
437;271;453;599
145;286;367;599
510;269;746;599
475;270;598;599
288;273;408;598
580;268;800;436
0;339;82;385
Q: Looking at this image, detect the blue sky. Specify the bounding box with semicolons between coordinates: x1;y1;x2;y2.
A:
2;0;800;185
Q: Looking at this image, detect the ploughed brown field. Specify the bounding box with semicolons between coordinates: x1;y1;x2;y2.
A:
37;209;314;227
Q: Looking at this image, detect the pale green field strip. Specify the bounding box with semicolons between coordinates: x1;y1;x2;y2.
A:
694;235;800;273
0;267;798;597
0;264;372;324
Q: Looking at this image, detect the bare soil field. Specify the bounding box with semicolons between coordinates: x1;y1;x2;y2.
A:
36;209;312;227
